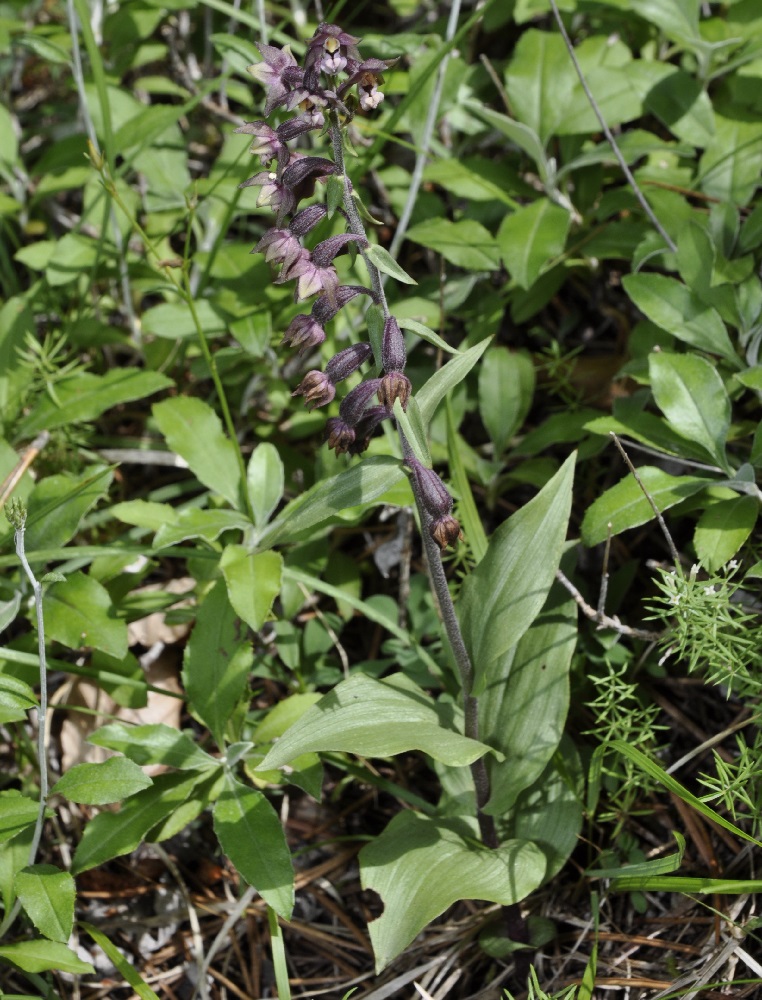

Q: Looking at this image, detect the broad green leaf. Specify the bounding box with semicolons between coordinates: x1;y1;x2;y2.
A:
694;495;758;572
111;499;178;532
220;547;282;632
482;587;577;814
699;113;762;206
81;921;160;1000
649;352;731;470
45;233;98;286
146;770;225;843
256;673;493;770
182;578;251;747
0;791;39;845
213;775;293;918
23;466;113;552
498;199;570;289
142;299;227;340
71;770;212;874
0;939;93;975
15;865;75;943
459;454;575;693
364;244;416;284
259;457;407;547
0;673;36;725
43;572;128;658
581;466;711;546
677;220;715;294
0;825;33;915
153;508;249;548
504;29;576;146
88;722;218;770
247;442;284;529
17;370;173;436
51;757;152;805
622;273;736;361
360;812;545;972
627;0;700;44
558;65;643;136
479;348;535;454
423;156;519;207
153;396;243;510
417;336;492;428
405;218;501;271
0;297;34;425
252;692;323;744
635;64;714;147
498;737;584;880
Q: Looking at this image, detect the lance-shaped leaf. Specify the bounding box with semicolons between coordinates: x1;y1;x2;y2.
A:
256;673;493;770
14;865;75;943
459;454;575;693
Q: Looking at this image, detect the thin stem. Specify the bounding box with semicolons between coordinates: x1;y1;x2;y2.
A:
549;0;677;254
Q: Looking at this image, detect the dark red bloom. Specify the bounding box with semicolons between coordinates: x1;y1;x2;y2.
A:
377;371;412;410
430;515;463;550
292;370;336;409
282;313;326;354
248;42;305;115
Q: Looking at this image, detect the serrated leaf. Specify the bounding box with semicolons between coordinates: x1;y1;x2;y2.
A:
256;673;492;770
694;495;758;572
0;939;94;975
649;352;731;470
459;454;575;693
364;244;416;284
213;775;293;918
42;572;127;658
360;812;545;972
153;396;243;510
51;757;152;805
581;466;711;546
622;273;736;360
405;218;501;270
182;579;251;747
417;337;492;428
220;547;282;632
15;865;75;943
0;791;40;845
88;722;218;770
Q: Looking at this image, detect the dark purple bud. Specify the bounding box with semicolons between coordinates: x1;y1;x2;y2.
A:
381;315;406;373
293;370;336;409
407;458;453;520
276;115;323;143
325;342;373;384
348;405;391;455
338;378;382;425
311;233;369;268
377;371;412;410
430;515;463;551
289;204;328;237
281;156;337;190
312;285;376;325
324;417;355;454
282;314;326;355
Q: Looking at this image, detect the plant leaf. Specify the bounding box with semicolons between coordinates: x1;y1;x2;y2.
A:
360;812;545;972
417;337;492;428
153;396;244;510
43;571;128;658
88;722;218;770
364;244;417;284
648;351;731;470
247;442;284;529
405;218;501;270
213;774;293;918
694;495;759;572
220;546;282;633
256;673;493;770
15;865;75;943
478;347;535;454
51;757;152;805
459;454;575;693
0;939;94;975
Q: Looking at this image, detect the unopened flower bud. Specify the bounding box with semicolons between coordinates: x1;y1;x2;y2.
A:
312;233;368;268
325;417;355;454
338;378;381;425
348;405;391;455
282;313;326;354
407;458;453;520
324;342;373;383
281;156;337;190
312;285;376;325
289;203;328;237
381;315;406;373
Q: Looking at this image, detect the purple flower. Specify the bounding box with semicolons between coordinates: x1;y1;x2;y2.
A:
234;121;287;166
239;171;295;221
324;342;373;383
285;253;340;303
304;23;361;90
339;58;396;111
348;405;391;455
248;42;305;116
289;204;328;237
377;371;412;410
282;313;326;354
255;227;303;269
407;458;462;549
293;370;336;409
324;417;355;454
312;284;376;325
311;233;368;267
